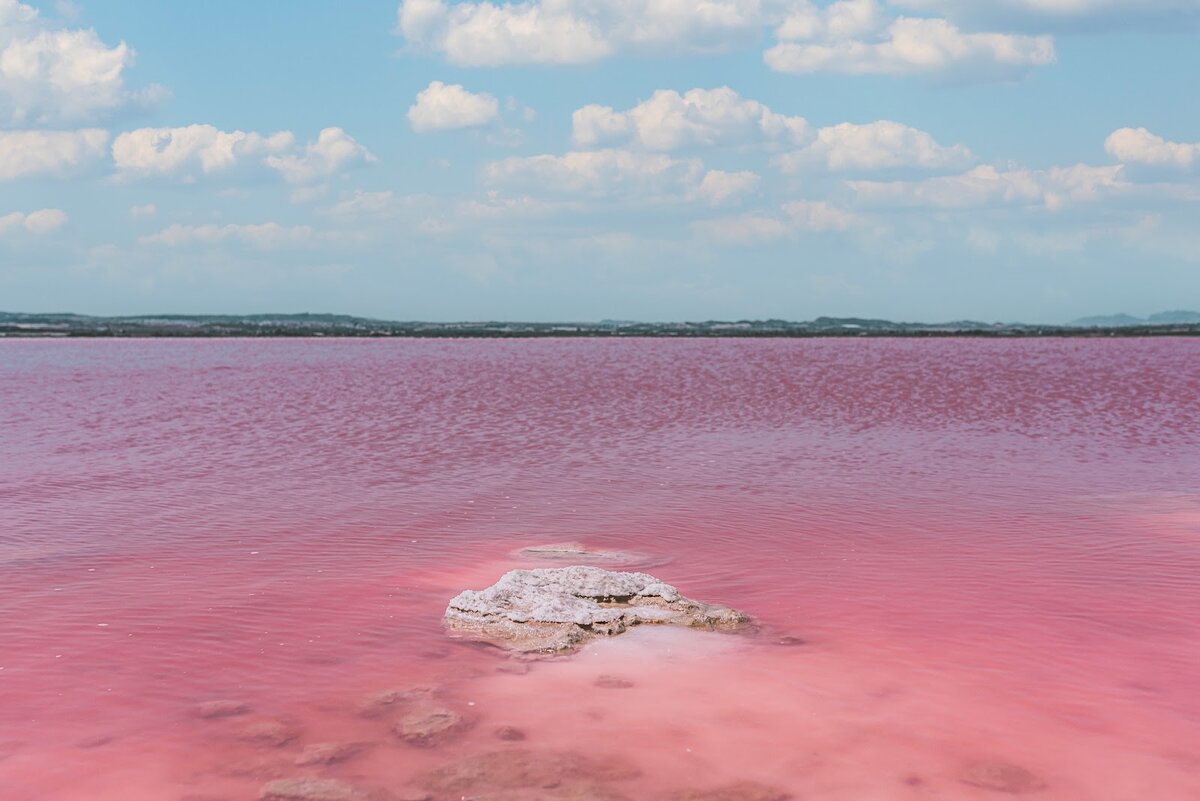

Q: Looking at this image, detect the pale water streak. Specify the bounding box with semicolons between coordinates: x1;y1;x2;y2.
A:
0;338;1198;800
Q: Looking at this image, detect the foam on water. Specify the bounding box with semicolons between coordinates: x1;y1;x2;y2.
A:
1;338;1198;800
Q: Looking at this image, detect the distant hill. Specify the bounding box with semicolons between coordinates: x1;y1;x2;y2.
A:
1070;310;1200;327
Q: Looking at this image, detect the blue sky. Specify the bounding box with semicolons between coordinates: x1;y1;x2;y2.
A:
1;0;1197;322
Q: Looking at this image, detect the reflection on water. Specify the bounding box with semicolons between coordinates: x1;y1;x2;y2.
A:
1;338;1198;799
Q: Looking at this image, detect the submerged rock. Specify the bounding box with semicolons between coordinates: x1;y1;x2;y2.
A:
443;566;750;653
194;700;252;719
237;719;301;748
512;542;663;568
494;725;527;741
357;686;438;718
462;785;631;801
295;741;371;766
594;674;634;689
74;734;116;748
773;635;807;647
221;755;292;780
670;781;791;801
0;740;25;762
394;705;472;747
959;762;1047;793
419;748;640;797
259;778;373;801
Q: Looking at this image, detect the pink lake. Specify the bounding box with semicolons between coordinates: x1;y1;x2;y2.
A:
1;338;1198;801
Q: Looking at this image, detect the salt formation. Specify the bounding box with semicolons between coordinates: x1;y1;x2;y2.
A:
443;566;749;653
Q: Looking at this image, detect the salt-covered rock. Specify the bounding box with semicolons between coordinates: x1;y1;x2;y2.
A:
443;566;749;653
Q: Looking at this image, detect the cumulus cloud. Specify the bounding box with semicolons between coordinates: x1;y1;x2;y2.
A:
265;128;375;184
397;0;769;66
0;0;163;124
696;200;862;244
572;87;809;150
848;163;1127;210
0;207;67;235
112;125;374;187
765;13;1055;80
112;125;294;178
775;120;974;171
1105;127;1198;170
690;169;761;205
408;80;500;132
129;203;156;218
397;0;1064;82
138;222;317;249
0;128;108;180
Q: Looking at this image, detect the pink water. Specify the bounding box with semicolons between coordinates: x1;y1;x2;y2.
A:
1;338;1198;800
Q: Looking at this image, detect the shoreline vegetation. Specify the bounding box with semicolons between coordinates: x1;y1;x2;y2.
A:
2;311;1199;338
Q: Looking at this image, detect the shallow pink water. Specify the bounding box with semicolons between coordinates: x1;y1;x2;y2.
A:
1;338;1198;800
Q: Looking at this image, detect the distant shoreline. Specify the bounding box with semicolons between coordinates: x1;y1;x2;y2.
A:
3;312;1199;339
4;327;1199;339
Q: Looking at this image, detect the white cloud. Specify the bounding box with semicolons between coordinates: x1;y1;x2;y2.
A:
1105;127;1198;170
690;169;761;205
696;199;862;244
485;147;762;208
138;222;316;249
783;199;862;230
408;80;500;132
765;15;1055;79
0;128;108;180
849;163;1128;210
265;127;376;184
397;0;1060;81
325;190;406;219
112;125;294;178
112;125;374;187
397;0;768;66
572;87;809;150
0;0;162;124
777;0;885;41
129;203;156;218
485;148;704;198
0;207;67;235
775;120;974;171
